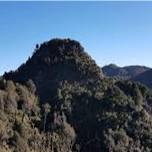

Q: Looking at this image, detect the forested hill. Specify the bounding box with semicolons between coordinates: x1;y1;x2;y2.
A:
1;38;152;152
4;39;104;101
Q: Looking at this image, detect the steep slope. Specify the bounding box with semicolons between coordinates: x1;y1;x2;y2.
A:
133;69;152;88
1;38;152;152
102;64;150;80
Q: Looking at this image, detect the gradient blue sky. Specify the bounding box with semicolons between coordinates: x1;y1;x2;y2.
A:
0;2;152;75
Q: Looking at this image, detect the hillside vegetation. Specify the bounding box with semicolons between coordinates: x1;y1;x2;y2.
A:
1;39;152;152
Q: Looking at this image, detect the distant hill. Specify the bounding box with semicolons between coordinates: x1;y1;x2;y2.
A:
133;69;152;88
102;64;150;79
1;39;152;152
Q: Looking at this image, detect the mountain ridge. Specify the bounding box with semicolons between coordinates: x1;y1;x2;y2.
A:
102;63;150;79
133;69;152;88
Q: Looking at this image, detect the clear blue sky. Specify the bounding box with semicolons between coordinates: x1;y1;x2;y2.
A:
0;2;152;75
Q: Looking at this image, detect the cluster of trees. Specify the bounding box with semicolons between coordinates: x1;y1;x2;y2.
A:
0;78;76;152
54;79;152;151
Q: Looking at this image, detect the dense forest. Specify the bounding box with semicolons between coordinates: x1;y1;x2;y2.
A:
1;39;152;152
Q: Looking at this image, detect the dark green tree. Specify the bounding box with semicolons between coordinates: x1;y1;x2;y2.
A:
43;103;51;132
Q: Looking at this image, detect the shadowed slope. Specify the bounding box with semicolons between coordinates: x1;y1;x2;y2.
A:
133;69;152;88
